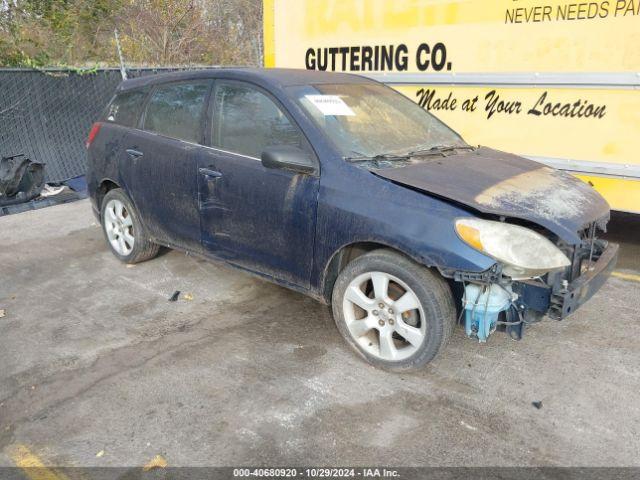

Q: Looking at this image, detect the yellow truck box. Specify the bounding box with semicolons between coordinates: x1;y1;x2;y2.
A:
263;0;640;213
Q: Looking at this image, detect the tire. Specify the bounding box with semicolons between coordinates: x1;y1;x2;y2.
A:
100;188;160;264
332;249;456;371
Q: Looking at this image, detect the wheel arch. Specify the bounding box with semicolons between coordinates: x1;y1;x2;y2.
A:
320;241;437;304
96;178;121;213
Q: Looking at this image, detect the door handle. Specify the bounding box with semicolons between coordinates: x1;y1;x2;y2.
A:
126;148;144;159
199;167;223;179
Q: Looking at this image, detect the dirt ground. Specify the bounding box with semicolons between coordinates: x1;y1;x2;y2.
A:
1;200;639;468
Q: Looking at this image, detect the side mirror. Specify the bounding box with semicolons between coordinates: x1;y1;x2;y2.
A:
261;146;316;175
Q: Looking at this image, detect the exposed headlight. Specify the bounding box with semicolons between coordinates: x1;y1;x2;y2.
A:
455;218;571;279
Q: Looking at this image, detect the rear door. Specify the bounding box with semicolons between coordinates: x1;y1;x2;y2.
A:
121;80;211;252
90;87;149;202
196;80;319;288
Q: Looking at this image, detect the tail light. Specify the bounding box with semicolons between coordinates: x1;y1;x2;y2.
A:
86;122;102;149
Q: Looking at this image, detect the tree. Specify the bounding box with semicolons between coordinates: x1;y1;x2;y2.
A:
0;0;263;67
117;0;206;65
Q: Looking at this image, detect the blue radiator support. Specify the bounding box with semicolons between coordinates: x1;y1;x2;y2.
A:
463;284;513;342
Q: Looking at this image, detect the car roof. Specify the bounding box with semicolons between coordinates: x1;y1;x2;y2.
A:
116;67;377;92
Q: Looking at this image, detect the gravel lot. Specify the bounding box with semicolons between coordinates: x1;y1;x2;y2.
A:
1;200;639;468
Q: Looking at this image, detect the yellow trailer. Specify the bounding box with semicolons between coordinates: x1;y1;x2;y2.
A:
263;0;640;213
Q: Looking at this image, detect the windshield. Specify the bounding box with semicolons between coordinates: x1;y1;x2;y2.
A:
289;83;467;158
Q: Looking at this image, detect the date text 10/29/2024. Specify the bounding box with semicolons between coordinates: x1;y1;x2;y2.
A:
233;468;400;478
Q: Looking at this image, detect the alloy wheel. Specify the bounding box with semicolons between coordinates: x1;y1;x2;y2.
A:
104;198;135;256
342;271;426;361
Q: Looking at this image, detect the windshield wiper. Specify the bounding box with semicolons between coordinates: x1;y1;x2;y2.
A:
344;144;475;163
406;144;475;157
344;153;410;163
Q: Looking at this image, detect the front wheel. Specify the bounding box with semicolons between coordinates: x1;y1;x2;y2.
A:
332;249;456;371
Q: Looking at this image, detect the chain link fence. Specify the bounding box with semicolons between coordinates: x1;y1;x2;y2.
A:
0;68;187;182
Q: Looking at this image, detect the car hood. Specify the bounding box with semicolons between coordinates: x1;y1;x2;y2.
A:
371;147;610;244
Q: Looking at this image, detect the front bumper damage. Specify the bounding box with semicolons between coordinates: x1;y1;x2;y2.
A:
549;240;618;319
453;237;619;342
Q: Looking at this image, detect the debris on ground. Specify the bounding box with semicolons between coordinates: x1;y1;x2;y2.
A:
0;309;5;318
0;168;88;217
168;291;180;302
0;154;44;207
183;293;194;301
143;454;167;471
460;420;478;431
95;450;105;458
532;401;543;409
40;185;65;197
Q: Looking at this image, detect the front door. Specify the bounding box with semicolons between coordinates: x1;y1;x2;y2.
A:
122;80;211;252
197;80;319;288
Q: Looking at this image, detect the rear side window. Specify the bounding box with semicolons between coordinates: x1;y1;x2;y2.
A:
144;82;209;143
104;89;148;127
212;83;303;158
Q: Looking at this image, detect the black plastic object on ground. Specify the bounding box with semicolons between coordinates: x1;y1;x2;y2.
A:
0;173;88;217
0;154;45;207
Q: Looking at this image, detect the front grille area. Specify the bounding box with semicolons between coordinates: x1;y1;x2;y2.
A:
546;222;608;319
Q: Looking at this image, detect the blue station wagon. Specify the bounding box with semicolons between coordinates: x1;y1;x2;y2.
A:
87;68;618;370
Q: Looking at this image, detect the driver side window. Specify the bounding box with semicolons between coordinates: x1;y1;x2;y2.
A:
212;83;303;158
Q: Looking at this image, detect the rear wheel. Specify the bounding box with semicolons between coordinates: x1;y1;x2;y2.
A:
332;249;455;370
100;188;159;264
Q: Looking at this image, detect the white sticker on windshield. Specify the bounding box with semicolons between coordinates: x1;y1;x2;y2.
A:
305;95;355;116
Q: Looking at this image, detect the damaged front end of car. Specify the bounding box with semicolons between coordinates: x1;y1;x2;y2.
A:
448;219;618;342
368;146;619;343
